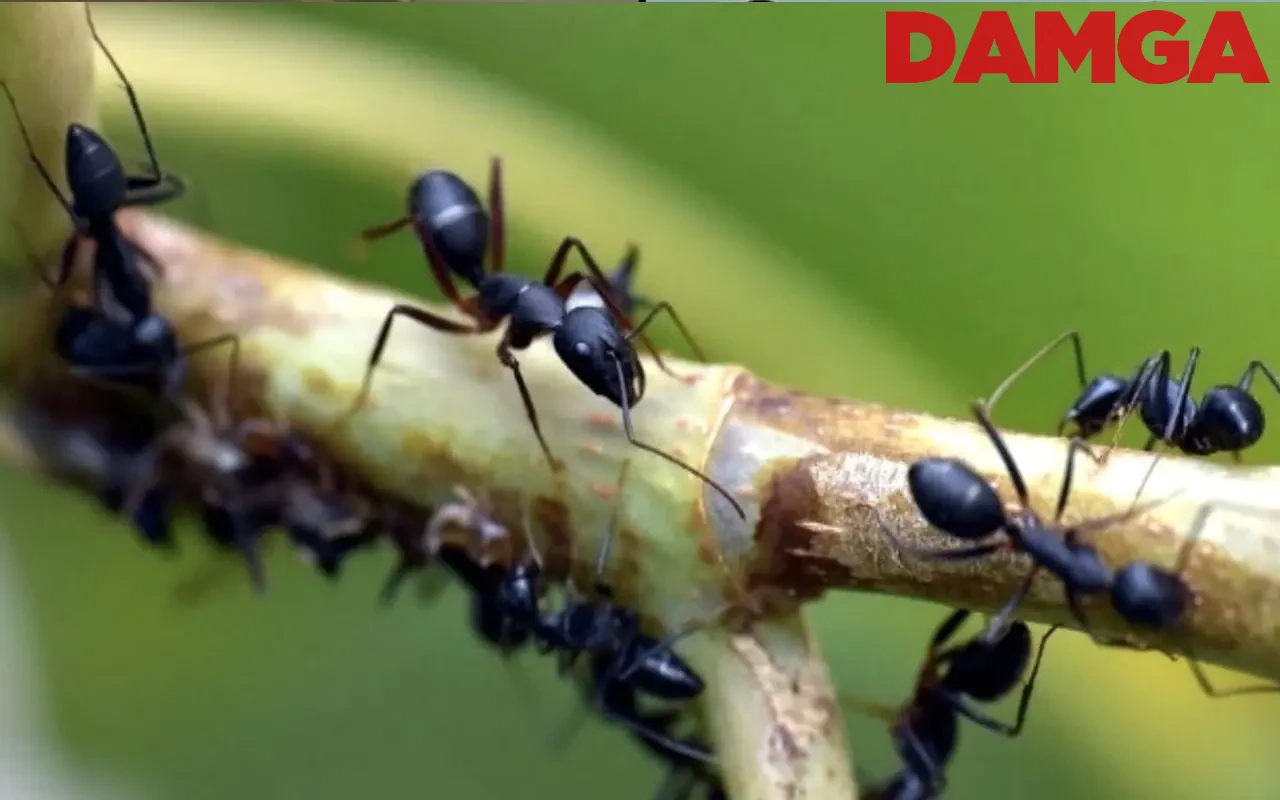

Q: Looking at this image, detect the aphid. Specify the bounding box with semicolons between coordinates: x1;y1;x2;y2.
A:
854;610;1057;799
348;158;746;520
0;6;229;399
564;243;652;318
116;353;340;592
882;401;1280;698
985;330;1280;463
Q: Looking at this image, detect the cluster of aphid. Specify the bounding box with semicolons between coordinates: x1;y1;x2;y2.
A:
853;332;1280;798
4;6;736;798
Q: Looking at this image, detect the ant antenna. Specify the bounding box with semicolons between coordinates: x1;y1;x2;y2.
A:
85;3;163;182
592;459;632;593
519;493;545;569
609;357;747;521
0;82;77;223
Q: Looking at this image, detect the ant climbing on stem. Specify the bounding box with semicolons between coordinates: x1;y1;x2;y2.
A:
344;157;745;520
983;330;1280;464
853;610;1058;799
876;400;1280;698
1;4;226;399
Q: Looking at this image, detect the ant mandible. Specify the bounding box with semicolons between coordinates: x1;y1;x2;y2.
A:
881;400;1280;698
854;610;1057;800
2;5;228;399
983;330;1280;463
349;158;746;521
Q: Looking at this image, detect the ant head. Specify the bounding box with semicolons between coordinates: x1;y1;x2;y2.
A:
1062;374;1130;437
942;621;1031;702
409;170;488;285
1111;562;1187;630
65;123;127;219
553;308;643;408
907;458;1007;540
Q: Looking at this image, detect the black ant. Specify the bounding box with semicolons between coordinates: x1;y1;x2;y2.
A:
523;463;708;762
1;5;229;399
565;243;652;319
578;649;725;800
985;331;1280;463
878;400;1280;698
348;157;746;520
852;610;1057;799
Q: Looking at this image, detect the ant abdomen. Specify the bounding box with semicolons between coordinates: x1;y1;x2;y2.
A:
408;170;488;286
1111;563;1187;629
65;123;128;219
624;638;704;700
1183;387;1264;455
553;307;643;407
906;458;1005;540
941;623;1031;701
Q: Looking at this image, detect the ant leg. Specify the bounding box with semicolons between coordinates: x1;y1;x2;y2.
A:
969;401;1032;506
541;239;685;374
1237;359;1280;399
610;356;746;521
946;624;1060;737
343;303;479;420
1155;346;1199;445
124;172;186;208
488;157;505;273
928;609;972;653
1099;351;1172;462
861;501;1005;563
223;505;268;594
612;245;653;311
983;567;1040;638
984;330;1088;419
1182;647;1280;698
1052;437;1103;521
180;333;241;427
360;216;413;242
592;459;633;593
495;334;560;470
0;82;80;227
626;300;710;370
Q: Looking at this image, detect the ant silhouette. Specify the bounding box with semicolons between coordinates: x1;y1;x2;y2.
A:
878;400;1280;698
1;5;229;399
564;243;652;318
852;610;1057;800
984;330;1280;463
348;157;746;520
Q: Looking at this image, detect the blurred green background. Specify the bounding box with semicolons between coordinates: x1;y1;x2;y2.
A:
3;3;1280;799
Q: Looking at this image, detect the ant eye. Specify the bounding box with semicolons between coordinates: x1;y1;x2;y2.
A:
574;341;590;356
